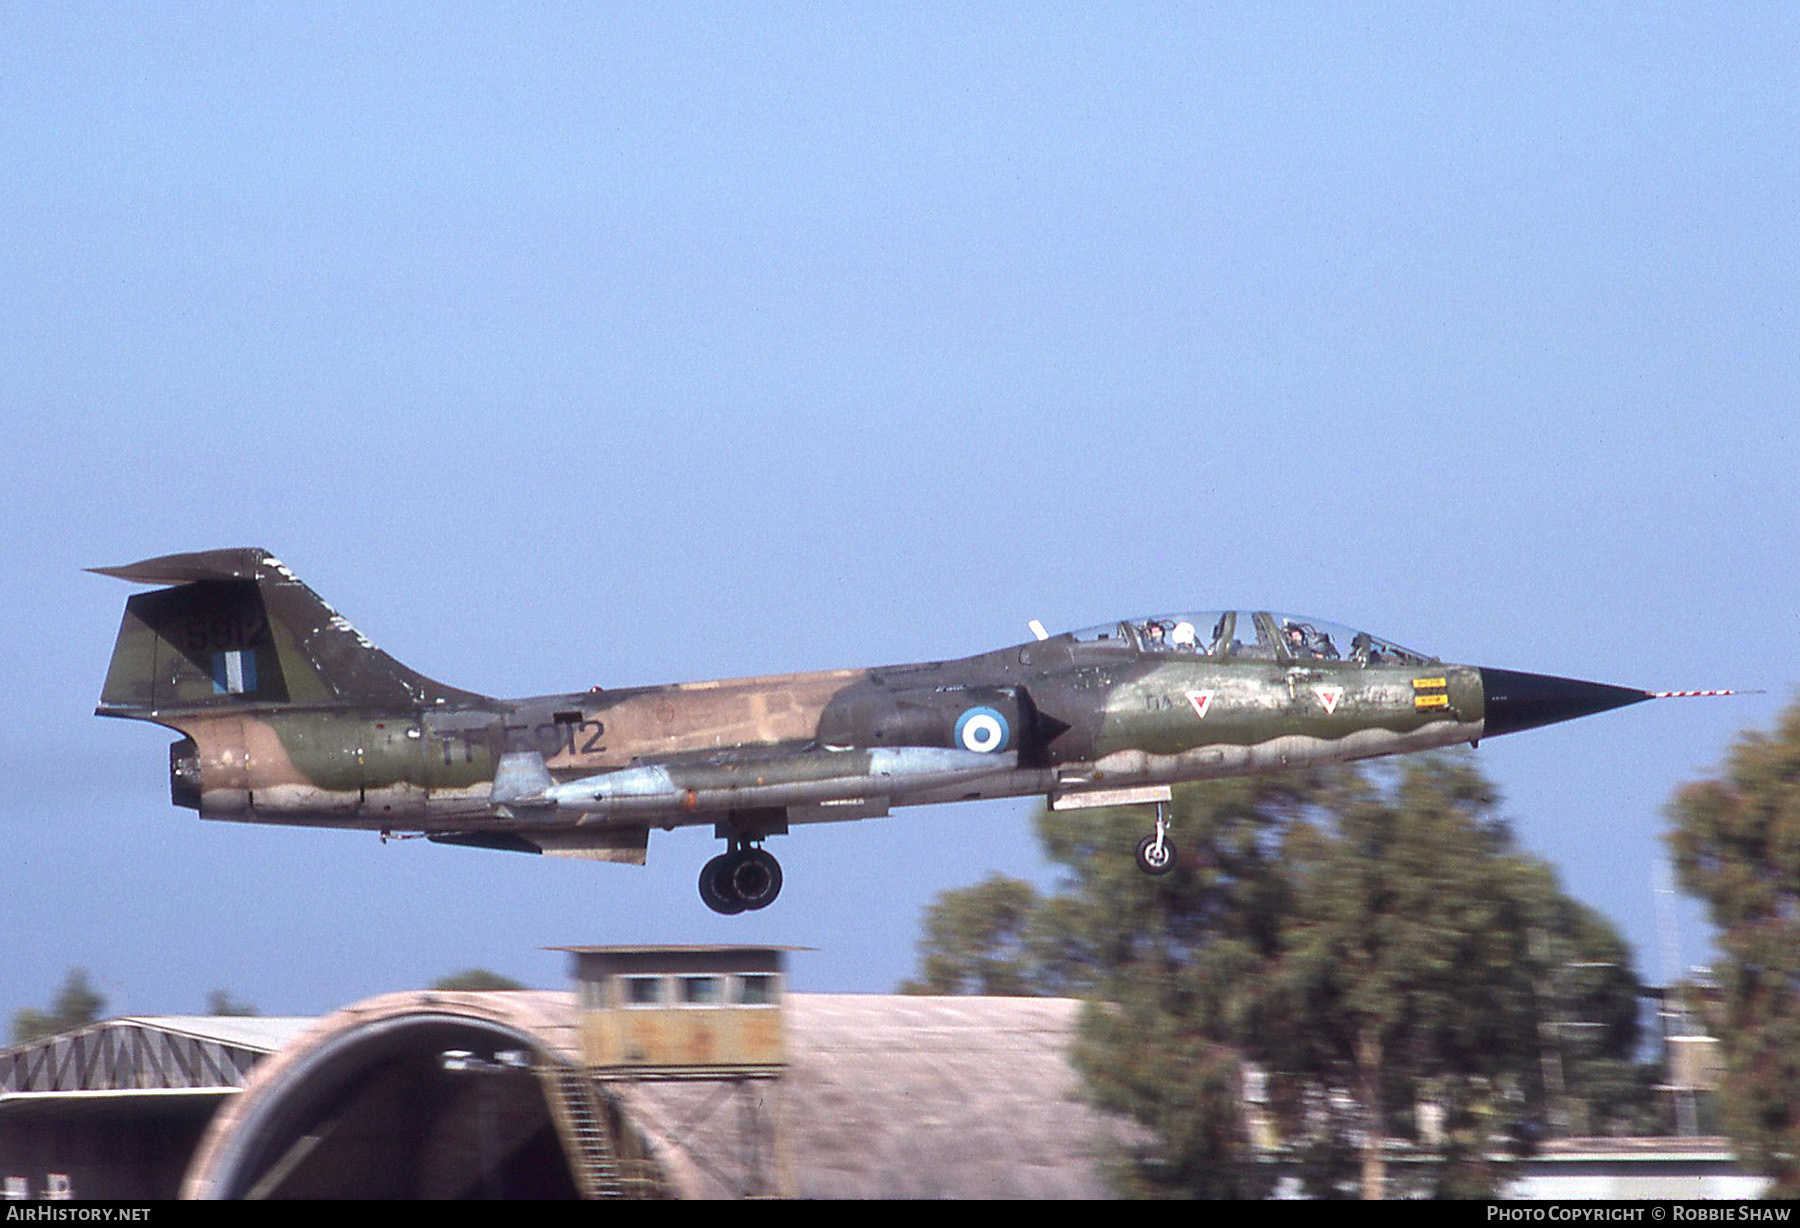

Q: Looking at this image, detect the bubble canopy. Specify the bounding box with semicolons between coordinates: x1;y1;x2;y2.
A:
1067;610;1438;666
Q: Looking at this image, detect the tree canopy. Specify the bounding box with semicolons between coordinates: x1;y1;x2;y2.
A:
905;755;1652;1198
10;969;106;1044
206;989;260;1017
898;873;1044;996
1667;697;1800;1197
431;968;527;992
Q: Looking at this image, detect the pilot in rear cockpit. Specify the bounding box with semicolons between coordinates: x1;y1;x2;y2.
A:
1283;620;1340;661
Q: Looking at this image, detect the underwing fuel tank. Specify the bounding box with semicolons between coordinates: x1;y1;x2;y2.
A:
492;745;1017;817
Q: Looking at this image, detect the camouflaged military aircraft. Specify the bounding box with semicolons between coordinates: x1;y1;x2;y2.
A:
95;548;1729;914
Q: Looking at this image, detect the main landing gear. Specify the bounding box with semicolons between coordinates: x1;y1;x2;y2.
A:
1134;800;1176;876
699;841;784;914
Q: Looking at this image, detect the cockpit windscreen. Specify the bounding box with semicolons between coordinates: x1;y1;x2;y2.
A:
1069;611;1437;666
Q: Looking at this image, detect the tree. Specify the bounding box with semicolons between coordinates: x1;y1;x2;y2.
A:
432;968;527;991
1041;769;1349;1199
903;755;1651;1198
11;969;106;1043
1265;759;1659;1191
899;874;1046;995
1667;698;1800;1197
1517;876;1661;1140
206;989;260;1016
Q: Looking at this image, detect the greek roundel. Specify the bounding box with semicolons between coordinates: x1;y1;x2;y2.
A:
954;706;1011;754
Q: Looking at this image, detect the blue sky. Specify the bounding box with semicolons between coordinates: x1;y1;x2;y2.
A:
2;6;1795;1016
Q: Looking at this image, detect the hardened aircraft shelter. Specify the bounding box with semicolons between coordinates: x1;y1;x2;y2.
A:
3;947;1118;1199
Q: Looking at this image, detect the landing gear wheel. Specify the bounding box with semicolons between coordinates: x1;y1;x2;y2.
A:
1134;799;1177;876
699;853;749;915
726;847;783;911
697;846;785;914
1136;834;1176;876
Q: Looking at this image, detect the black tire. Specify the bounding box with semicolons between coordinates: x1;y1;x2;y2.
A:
728;847;783;911
699;853;748;914
1135;834;1176;876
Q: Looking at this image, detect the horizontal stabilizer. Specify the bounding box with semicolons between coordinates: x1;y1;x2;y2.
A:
89;549;273;586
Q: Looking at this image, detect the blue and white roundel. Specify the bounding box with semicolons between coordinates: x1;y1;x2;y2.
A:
954;706;1011;754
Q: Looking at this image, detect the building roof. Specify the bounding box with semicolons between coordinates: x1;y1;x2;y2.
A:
0;1016;315;1100
619;994;1121;1199
111;1016;319;1052
546;945;813;955
1531;1136;1744;1163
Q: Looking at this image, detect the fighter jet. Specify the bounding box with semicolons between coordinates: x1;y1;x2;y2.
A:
94;549;1735;914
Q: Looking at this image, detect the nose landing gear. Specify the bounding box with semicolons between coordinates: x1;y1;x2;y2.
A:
699;842;784;914
1134;800;1176;876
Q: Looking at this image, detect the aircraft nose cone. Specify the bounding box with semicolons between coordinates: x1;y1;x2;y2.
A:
1479;667;1652;738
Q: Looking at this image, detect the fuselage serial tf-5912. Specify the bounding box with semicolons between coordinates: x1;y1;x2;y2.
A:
95;549;1731;914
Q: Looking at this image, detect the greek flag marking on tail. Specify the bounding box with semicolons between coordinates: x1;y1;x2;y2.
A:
212;649;256;695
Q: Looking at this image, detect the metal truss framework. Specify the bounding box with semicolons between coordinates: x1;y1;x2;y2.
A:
0;1021;271;1095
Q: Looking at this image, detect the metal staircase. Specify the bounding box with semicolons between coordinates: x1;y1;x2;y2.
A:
540;1066;627;1199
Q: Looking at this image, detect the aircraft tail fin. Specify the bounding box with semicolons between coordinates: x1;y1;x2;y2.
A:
93;548;487;715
